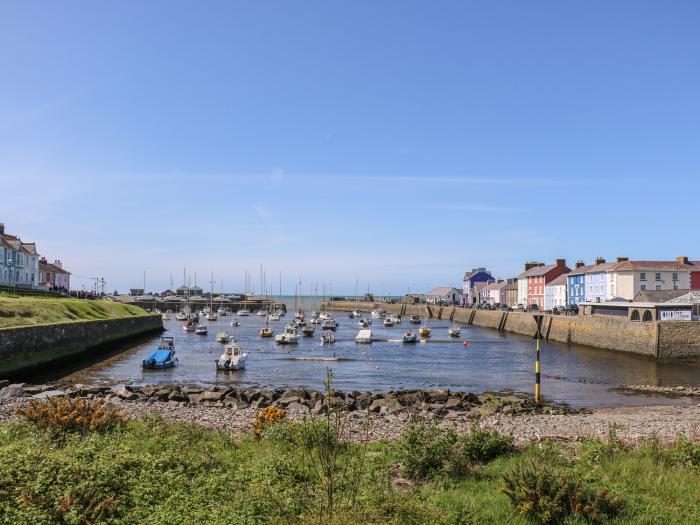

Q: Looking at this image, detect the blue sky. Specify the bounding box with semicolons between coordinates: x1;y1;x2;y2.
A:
1;1;699;294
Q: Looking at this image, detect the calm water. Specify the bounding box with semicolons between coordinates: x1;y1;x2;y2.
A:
41;308;700;408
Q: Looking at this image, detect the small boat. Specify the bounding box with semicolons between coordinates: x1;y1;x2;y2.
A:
230;320;240;327
275;325;299;344
348;312;355;319
215;343;248;370
419;325;431;338
183;319;197;332
217;308;227;317
358;319;369;328
206;312;218;321
383;318;394;327
161;313;170;321
269;312;281;322
448;327;461;338
237;308;251;316
355;329;372;344
257;309;268;317
296;318;307;327
402;332;417;343
195;324;208;335
319;312;331;321
371;309;386;319
302;325;315;337
259;327;274;338
321;318;337;331
175;311;188;321
410;315;421;324
310;316;321;324
142;348;178;369
352;309;362;318
388;314;401;324
216;331;231;343
320;331;336;344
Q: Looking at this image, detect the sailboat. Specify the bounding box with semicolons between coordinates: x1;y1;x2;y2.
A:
206;273;218;321
448;314;461;337
418;303;432;338
352;277;362;318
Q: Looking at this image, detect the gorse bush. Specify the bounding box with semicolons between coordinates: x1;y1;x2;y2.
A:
252;405;286;440
16;396;126;441
398;424;514;481
501;463;622;524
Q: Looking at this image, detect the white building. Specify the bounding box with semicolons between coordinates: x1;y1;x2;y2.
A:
481;280;507;305
0;224;40;288
544;274;567;310
425;287;463;305
606;258;692;300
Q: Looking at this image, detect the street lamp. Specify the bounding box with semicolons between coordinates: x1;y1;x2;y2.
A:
7;258;14;294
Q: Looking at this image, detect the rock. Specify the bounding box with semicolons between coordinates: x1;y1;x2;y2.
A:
182;386;203;395
252;398;270;409
32;390;67;399
0;380;9;390
444;398;463;411
168;390;188;402
313;400;329;415
285;402;309;414
428;390;449;403
24;385;52;395
115;386;137;401
502;405;513;415
278;395;301;408
200;390;224;402
369;398;402;415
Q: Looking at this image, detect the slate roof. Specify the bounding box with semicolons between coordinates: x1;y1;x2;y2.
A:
547;274;568;287
463;268;491;281
426;287;461;297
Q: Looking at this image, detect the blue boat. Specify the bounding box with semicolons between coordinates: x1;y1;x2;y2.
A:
142;337;178;369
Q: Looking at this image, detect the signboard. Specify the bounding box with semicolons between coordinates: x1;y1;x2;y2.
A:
659;309;692;321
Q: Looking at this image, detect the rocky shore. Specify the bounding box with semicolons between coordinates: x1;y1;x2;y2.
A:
2;381;700;444
613;384;700;397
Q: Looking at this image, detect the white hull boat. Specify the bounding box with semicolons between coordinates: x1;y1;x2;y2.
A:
216;343;248;370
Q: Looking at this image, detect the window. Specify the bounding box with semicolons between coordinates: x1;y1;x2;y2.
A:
656;285;661;291
672;273;678;281
655;273;661;281
674;283;679;290
641;284;647;291
640;273;646;281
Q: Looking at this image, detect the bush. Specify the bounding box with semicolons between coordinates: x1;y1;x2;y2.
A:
501;463;622;524
669;434;700;469
252;405;286;440
16;396;126;441
445;429;514;478
397;423;458;481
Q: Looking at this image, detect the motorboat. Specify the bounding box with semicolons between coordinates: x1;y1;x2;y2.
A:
269;312;281;322
275;325;299;344
348;312;355;319
175;311;188;321
206;312;218;321
418;325;432;338
237;308;251;316
320;331;336;344
183;319;197;332
142;347;178;369
318;312;331;321
259;327;274;338
388;314;401;324
296;318;307;327
257;309;268;317
215;343;248;370
302;325;315;337
410;315;421;324
402;332;417;343
217;308;227;316
358;319;369;328
371;308;386;319
383;318;394;327
195;324;208;335
355;329;372;344
310;316;321;324
320;318;337;331
352;309;362;318
448;327;461;338
216;331;231;343
230;320;240;327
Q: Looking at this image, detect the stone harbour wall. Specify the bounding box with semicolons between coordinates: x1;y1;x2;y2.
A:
322;301;700;360
0;315;163;377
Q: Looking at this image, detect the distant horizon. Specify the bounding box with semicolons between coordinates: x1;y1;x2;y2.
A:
2;1;699;293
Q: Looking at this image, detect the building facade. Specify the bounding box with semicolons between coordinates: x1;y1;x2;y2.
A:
0;223;40;289
462;268;494;306
39;258;71;292
425;287;463;305
544;274;568;310
523;259;571;308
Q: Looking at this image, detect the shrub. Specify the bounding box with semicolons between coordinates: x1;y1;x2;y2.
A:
445;429;514;478
669;434;700;468
501;463;622;524
252;405;286;440
16;396;126;441
397;423;457;481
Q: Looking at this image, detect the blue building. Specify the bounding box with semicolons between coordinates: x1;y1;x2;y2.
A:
567;261;588;305
462;267;494;305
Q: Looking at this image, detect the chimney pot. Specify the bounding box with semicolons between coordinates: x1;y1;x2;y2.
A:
555;258;566;267
595;257;606;265
616;257;629;263
576;260;585;268
677;256;689;264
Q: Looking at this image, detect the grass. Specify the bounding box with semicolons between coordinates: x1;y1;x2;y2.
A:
1;415;699;525
0;295;148;329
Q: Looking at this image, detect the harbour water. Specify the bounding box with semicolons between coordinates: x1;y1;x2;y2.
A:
37;309;700;408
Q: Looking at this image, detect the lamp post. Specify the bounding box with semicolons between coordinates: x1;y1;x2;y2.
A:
7;258;14;294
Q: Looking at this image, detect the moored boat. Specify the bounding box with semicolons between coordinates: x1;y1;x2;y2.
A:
410;315;421;324
402;332;417;343
259;327;274;338
183;319;197;332
448;327;461;338
321;318;337;331
418;325;431;338
142;337;178;369
302;325;315;337
355;329;372;343
195;324;208;335
215;343;248;370
216;331;231;343
383;318;394;327
320;330;336;344
275;325;299;344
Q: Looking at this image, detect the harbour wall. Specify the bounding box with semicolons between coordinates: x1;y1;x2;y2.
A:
321;302;700;360
0;315;163;377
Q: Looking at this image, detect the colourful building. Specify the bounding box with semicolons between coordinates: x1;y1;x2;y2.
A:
521;259;571;308
462;268;494;306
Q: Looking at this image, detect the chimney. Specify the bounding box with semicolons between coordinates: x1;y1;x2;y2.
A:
53;260;62;268
575;260;585;268
595;257;606;265
677;256;689;264
555;258;566;267
616;257;629;263
524;261;542;271
0;223;4;235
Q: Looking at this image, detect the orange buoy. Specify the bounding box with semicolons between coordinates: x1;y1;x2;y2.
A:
463;340;469;347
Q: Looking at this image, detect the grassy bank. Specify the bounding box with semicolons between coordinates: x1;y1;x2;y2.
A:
0;296;148;329
1;403;699;524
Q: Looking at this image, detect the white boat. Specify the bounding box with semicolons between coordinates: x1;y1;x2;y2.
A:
321;318;337;331
319;312;331;321
175;311;188;321
217;308;227;316
383;318;394;327
410;315;421;324
419;325;431;338
183;319;197;332
371;309;386;319
269;312;281;322
275;325;299;344
320;331;336;344
388;314;401;324
237;308;251;316
195;324;208;335
448;327;461;338
215;343;248;370
352;309;362;318
230;319;240;327
302;325;315;337
355;329;372;343
216;331;231;343
257;309;268;317
310;316;321;324
358;319;369;328
403;331;417;343
206;312;218;321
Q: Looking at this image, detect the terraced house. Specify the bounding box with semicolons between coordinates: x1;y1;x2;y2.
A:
0;223;40;289
518;259;570;308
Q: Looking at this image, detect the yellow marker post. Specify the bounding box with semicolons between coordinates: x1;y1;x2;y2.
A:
533;314;544;405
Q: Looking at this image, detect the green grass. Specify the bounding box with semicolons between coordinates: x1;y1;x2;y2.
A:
1;417;699;525
0;296;149;329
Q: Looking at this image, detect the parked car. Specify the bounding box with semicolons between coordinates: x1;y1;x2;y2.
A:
513;303;525;311
526;304;539;312
565;304;579;315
